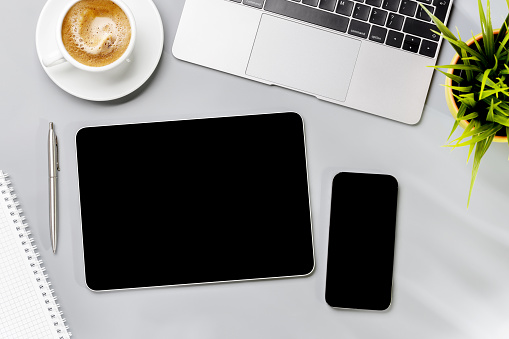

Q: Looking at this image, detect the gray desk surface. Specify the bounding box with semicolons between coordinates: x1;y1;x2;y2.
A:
2;0;509;338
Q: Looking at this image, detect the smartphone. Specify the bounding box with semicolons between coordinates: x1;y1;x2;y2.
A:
325;172;398;311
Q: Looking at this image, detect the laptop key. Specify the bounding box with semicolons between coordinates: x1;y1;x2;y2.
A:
336;0;355;16
243;0;265;8
366;0;382;7
302;0;319;6
402;35;421;52
265;0;350;32
416;4;433;21
403;18;439;41
348;19;371;38
369;25;387;43
369;8;388;25
403;42;419;52
382;0;400;12
419;39;438;57
386;13;404;30
353;3;371;21
433;0;450;22
417;0;432;4
405;35;420;45
386;30;404;48
399;0;417;16
319;0;338;11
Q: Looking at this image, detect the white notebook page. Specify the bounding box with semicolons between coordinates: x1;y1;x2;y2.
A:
0;171;71;339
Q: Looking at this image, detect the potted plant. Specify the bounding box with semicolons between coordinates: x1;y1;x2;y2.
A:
422;0;509;206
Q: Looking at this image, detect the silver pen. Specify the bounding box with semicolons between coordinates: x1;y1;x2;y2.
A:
49;122;60;254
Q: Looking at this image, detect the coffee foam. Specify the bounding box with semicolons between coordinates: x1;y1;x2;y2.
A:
62;0;131;67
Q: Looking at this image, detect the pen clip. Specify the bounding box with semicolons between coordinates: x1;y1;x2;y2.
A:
55;135;60;172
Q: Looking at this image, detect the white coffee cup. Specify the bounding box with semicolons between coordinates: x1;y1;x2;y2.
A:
42;0;136;72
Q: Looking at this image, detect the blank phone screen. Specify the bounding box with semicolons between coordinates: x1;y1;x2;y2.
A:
325;172;398;311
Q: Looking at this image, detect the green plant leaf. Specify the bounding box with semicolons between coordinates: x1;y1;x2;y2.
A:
475;73;494;88
467;131;498;207
493;104;509;116
449;123;494;144
475;72;497;88
461;47;474;81
501;64;509;75
457;112;479;121
492;113;509;126
492;55;498;72
496;25;509;58
434;64;482;72
442;84;473;92
461;56;480;61
467;145;476;164
481;88;509;99
436;69;464;83
487;98;495;121
449;124;502;147
447;102;468;140
470;31;484;65
454;93;476;107
486;98;509;115
479;68;491;99
480;0;494;61
500;51;509;64
466;121;478;164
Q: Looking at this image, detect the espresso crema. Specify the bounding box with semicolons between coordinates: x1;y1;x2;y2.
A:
61;0;131;67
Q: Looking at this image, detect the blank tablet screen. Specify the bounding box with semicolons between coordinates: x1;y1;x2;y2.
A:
76;113;314;291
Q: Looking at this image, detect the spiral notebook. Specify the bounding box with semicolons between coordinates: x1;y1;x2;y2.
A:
0;171;71;339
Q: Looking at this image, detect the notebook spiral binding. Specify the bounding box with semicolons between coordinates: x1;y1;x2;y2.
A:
0;173;72;338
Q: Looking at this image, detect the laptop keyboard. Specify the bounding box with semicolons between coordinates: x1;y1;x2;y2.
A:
228;0;451;58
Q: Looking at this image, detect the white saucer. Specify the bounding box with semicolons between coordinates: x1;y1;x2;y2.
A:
36;0;164;101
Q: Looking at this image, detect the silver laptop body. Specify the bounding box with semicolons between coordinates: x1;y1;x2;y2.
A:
173;0;452;124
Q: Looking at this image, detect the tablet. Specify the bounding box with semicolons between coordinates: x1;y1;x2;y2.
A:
76;112;314;291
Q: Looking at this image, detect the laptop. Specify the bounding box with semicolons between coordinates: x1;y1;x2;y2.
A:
172;0;452;125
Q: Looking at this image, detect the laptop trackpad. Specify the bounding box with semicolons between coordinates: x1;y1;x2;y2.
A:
246;15;361;102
